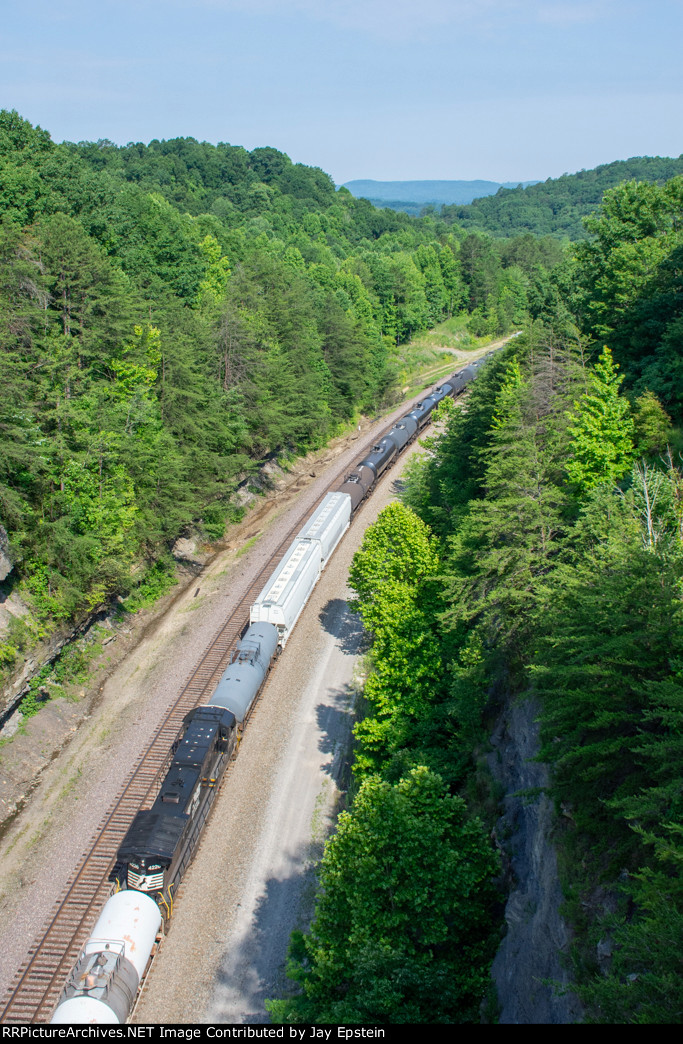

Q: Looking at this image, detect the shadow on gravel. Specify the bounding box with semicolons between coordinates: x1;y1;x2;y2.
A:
316;598;365;786
318;597;367;655
210;687;356;1022
391;475;408;498
211;846;316;1024
315;685;355;784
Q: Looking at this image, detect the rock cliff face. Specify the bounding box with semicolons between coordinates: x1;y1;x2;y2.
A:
488;695;583;1024
0;526;12;582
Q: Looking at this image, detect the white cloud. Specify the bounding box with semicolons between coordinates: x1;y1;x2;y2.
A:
534;1;619;26
0;51;132;72
152;0;611;40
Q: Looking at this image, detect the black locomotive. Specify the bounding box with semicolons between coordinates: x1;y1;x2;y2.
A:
113;705;236;914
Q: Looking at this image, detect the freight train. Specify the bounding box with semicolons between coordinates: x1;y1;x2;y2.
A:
50;352;494;1024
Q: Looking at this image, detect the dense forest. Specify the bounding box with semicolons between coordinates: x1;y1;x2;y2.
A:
2;107;683;1023
0;110;562;693
269;175;683;1024
441;155;683;240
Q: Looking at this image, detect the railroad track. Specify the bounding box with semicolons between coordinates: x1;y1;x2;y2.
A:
0;392;435;1024
0;495;317;1023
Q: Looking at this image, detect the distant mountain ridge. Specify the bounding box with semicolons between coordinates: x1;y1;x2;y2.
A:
342;179;539;209
440;154;683;240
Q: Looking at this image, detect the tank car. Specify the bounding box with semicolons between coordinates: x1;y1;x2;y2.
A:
112;704;237;913
447;368;470;395
50;891;161;1024
407;394;437;429
429;384;450;407
358;436;397;478
208;621;278;726
385;415;417;452
336;464;375;511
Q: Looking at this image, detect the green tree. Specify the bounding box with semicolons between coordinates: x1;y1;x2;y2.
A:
534;481;683;857
267;767;499;1024
633;390;672;456
438;244;465;317
440;354;569;677
566;346;635;493
399;343;519;536
349;504;442;779
194;233;231;308
348;502;439;609
458;233;501;311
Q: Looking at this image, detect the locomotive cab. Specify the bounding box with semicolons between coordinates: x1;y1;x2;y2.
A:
114;705;237;911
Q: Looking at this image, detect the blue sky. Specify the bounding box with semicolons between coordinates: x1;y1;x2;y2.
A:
2;0;681;184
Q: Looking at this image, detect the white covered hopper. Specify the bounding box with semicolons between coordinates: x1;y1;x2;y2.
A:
296;491;351;565
250;539;322;646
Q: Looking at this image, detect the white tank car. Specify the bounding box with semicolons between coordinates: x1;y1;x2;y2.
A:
51;890;161;1024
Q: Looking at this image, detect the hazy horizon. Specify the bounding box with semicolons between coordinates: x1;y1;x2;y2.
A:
3;2;681;185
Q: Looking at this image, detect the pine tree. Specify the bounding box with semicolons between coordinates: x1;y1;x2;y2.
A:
440;355;568;674
633;390;672;456
534;486;683;857
565;345;635;493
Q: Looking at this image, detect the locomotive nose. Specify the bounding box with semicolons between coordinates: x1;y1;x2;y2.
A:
127;859;164;892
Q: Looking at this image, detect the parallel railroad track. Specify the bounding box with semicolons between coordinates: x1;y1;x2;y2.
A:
0;395;436;1024
0;502;313;1024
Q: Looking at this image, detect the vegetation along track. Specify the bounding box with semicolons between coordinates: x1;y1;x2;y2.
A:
0;381;451;1024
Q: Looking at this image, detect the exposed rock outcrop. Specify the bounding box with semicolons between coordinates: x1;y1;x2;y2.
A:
0;526;12;582
0;590;29;638
171;535;208;566
488;695;583;1024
